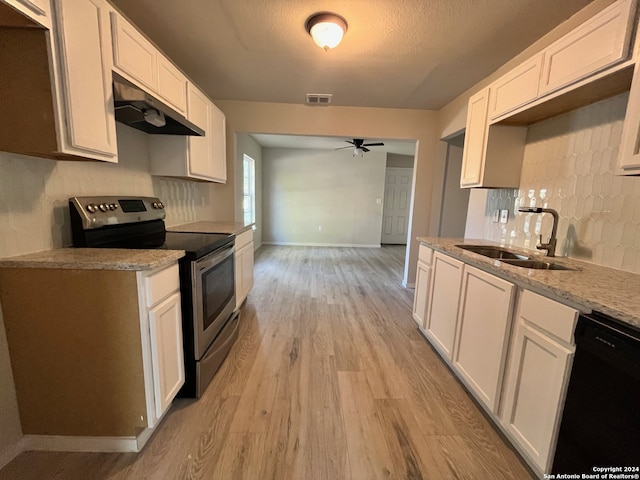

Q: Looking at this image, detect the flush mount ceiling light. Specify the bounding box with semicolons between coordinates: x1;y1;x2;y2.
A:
305;13;348;51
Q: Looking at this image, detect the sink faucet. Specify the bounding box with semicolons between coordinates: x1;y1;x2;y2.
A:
518;207;560;257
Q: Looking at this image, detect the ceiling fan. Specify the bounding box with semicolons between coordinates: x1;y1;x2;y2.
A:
335;138;385;156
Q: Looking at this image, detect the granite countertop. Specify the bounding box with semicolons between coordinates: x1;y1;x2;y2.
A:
167;221;254;235
0;248;185;271
418;237;640;330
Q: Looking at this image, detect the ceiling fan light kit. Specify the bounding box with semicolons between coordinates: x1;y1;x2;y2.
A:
335;139;385;156
305;13;348;50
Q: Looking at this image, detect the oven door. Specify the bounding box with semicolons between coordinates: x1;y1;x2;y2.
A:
192;243;236;359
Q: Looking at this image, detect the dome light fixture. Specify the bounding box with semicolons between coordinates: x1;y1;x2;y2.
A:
305;13;348;51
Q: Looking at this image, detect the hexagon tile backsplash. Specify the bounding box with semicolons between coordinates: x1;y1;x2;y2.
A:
483;92;640;274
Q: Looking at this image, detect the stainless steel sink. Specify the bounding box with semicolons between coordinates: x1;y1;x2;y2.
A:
500;259;575;271
456;244;530;260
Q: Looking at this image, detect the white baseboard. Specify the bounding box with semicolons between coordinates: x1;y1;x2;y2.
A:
1;427;156;462
403;281;415;289
0;440;25;470
262;242;381;248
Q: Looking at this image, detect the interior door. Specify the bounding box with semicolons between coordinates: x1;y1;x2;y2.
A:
381;167;413;244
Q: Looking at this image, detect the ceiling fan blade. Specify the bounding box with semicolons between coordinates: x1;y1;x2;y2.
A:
334;146;353;150
362;147;370;153
362;142;384;147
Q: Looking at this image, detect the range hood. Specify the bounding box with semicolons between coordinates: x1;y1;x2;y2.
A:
113;76;204;136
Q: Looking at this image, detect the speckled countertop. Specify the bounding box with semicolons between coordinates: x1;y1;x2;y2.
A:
418;237;640;330
167;221;254;235
0;248;185;271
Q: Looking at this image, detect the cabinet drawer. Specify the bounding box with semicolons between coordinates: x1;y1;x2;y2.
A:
235;229;253;250
518;289;578;344
418;244;433;265
144;263;179;308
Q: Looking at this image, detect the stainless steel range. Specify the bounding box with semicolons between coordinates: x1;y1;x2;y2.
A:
69;196;238;398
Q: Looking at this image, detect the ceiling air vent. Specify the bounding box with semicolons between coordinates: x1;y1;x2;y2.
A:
306;93;332;105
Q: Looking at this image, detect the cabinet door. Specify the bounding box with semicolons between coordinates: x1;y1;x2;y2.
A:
412;260;431;329
157;57;187;115
501;319;574;473
4;0;50;27
618;62;640;172
489;53;543;120
209;101;227;183
148;292;185;419
452;266;515;413
187;85;214;179
111;12;157;92
539;0;634;96
460;89;489;187
235;241;254;309
424;252;463;359
54;0;117;161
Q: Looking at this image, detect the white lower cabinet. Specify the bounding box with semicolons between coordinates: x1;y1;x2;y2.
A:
139;263;185;424
452;265;515;413
149;83;227;183
501;289;578;474
416;247;580;476
234;228;254;310
412;245;433;328
424;252;463;359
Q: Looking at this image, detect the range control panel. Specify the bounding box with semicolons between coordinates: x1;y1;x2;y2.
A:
69;196;166;230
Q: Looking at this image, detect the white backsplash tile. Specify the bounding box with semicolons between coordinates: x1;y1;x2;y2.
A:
482;92;640;273
0;125;204;258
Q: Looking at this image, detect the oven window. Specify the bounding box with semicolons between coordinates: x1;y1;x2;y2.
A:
202;254;234;331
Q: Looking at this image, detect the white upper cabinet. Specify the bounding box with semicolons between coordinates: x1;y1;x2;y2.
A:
157;57;188;115
53;0;117;161
209;101;227;182
539;0;635;96
460;89;489;187
149;83;227;183
3;0;50;27
489;53;543;121
111;12;157;92
187;84;214;179
460;88;527;189
110;11;188;116
619;63;640;173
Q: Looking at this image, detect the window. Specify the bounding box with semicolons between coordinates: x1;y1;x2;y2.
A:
242;154;255;225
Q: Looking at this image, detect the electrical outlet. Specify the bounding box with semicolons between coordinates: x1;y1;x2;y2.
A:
493;210;500;223
500;209;509;224
318;226;323;232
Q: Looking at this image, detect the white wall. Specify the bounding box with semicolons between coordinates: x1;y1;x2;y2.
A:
234;133;263;248
262;148;386;246
0;124;224;466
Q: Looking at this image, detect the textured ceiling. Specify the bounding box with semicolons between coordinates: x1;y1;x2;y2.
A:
250;134;417;156
110;0;595;110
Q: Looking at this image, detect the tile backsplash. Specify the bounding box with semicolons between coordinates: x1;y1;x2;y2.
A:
0;124;210;258
483;92;640;273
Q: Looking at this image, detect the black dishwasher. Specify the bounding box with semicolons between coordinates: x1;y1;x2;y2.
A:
552;311;640;474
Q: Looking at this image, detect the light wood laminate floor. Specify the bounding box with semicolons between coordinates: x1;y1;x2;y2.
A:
0;246;534;479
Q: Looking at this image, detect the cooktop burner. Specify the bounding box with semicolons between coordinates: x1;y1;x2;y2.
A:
162;232;233;260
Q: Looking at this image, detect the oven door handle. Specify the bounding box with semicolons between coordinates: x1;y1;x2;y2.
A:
196;243;235;274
